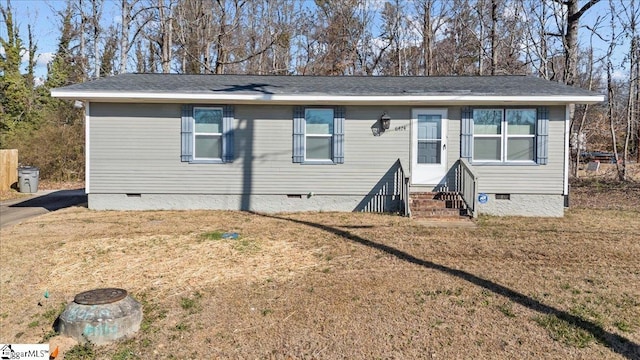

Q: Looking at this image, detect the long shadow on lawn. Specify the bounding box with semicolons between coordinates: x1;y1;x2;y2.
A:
254;212;640;359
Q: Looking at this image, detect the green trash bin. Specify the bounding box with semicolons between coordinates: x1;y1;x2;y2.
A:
18;166;40;193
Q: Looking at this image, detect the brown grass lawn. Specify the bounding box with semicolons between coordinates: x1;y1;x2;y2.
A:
1;193;639;359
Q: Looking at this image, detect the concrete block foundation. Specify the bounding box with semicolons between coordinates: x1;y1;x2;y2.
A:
476;193;565;217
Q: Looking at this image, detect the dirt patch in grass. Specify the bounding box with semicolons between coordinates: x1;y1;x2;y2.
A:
1;198;639;358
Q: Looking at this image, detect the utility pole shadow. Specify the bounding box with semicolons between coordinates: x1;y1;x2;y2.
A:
251;212;640;359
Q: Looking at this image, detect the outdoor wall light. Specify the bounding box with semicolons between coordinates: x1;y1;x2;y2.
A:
380;112;391;130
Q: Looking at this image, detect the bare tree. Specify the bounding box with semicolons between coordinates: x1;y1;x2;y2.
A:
521;0;565;80
100;26;118;76
352;1;376;75
77;0;88;81
411;0;447;75
618;0;640;171
552;0;601;86
490;0;499;74
436;0;479;75
379;0;405;75
301;0;367;75
571;22;603;177
156;0;173;73
603;0;625;180
90;0;104;78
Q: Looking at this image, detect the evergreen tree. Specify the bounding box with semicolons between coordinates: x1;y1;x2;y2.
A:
0;2;32;141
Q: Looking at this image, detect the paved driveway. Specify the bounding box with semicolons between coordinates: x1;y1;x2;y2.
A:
0;189;87;228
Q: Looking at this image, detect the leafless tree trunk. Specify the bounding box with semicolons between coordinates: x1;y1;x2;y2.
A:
412;0;447;76
619;0;639;173
91;0;103;79
158;0;172;73
490;0;498;75
573;46;595;178
135;40;145;72
213;0;228;74
556;0;601;86
475;0;486;75
78;0;87;81
636;37;640;163
521;0;553;79
120;0;131;73
420;1;433;75
571;12;606;178
604;0;624;180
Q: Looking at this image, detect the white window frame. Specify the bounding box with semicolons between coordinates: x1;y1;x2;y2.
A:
304;108;334;163
193;106;223;161
473;108;536;164
473;108;504;162
505;108;536;163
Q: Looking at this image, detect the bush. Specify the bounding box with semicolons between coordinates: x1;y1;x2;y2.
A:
4;116;84;182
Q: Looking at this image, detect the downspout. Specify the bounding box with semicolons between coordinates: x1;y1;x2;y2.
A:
85;102;91;194
564;105;571;206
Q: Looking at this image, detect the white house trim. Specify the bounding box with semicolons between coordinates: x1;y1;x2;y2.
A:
50;90;605;105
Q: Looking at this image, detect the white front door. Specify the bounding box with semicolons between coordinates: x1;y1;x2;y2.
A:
411;109;448;185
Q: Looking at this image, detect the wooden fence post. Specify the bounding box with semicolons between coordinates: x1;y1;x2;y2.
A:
0;149;19;191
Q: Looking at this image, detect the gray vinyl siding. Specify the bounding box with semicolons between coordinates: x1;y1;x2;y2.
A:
445;107;462;188
89;103;566;196
461;105;566;194
89;103;410;195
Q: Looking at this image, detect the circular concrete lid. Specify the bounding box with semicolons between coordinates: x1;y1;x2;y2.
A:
74;288;128;305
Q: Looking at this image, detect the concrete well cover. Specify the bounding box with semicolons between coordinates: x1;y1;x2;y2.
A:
59;290;142;345
74;288;128;305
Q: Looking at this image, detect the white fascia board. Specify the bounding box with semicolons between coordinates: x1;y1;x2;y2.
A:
51;90;605;105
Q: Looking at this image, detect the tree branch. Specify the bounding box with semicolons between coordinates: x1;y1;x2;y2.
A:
569;0;601;23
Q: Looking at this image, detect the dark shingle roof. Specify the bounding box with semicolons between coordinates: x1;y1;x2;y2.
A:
55;73;598;97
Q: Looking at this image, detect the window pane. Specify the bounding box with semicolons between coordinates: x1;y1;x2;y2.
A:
306;109;334;134
306;136;332;160
418;140;441;164
473;109;502;134
194;108;222;133
506;109;536;135
474;137;501;160
507;138;534;161
195;135;221;159
418;115;441;140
